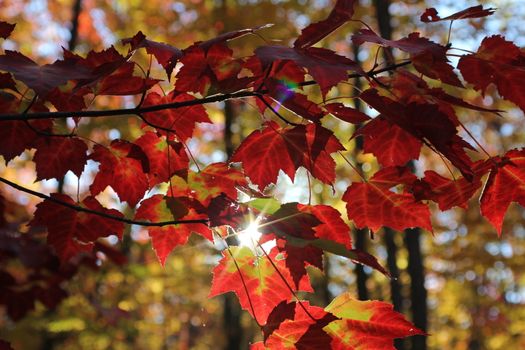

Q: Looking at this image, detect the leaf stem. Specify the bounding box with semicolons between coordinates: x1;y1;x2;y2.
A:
257;242;317;322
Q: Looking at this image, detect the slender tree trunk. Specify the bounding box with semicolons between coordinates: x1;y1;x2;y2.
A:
352;41;370;301
404;228;427;350
373;2;405;349
221;100;244;350
68;0;83;51
384;228;404;350
216;3;244;347
57;0;82;195
373;1;428;348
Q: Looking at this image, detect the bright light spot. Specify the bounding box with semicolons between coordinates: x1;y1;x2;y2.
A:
238;221;262;249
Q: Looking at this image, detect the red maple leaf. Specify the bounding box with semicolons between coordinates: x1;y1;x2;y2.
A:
360;89;475;179
480;149;525;235
414;168;485;211
0;117;53;164
142;91;212;141
89;139;150;207
255;45;363;96
458;35;525;112
353;29;462;86
232;122;343;189
355;116;422;167
122;31;183;80
421;5;495;23
388;69;502;116
267;86;325;122
209;246;313;325
134;194;211;265
33;136;88;181
96;62;160;96
0;51;93;97
294;0;357;49
134;131;189;186
168;162;247;206
324;292;425;349
263;301;336;349
231;121;304;190
343;169;432;233
31;194;124;261
324;102;370;124
298;204;352;249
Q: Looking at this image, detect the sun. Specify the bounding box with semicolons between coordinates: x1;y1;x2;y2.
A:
237;219;262;248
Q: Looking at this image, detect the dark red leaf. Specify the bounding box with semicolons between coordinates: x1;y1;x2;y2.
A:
458;35;525;112
262;301;297;341
255;45;363;96
414;169;484;211
360;89;475;179
31;194;124;261
175;46;210;94
46;88;87;112
324;103;370;124
421;5;495;23
122;31;183;79
0;22;15;39
0;51;93;96
303;124;345;185
355;116;422;167
0;72;18;92
33;136;88;181
0;118;53;164
207;195;249;228
480;149;525;235
96;62;160;95
89;140;150;207
270;87;325;122
142;91;212;141
135;131;189;186
294;0;357;49
353;30;462;86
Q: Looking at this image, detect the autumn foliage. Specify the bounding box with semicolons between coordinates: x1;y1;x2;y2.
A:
0;1;523;348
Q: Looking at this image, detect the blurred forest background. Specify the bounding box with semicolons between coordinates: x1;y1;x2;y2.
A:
1;0;525;349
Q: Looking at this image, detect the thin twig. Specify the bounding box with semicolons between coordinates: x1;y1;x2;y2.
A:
0;62;412;122
255;94;301;126
0;176;209;227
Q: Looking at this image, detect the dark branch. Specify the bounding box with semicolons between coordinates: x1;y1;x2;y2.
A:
0;61;411;122
0;177;210;227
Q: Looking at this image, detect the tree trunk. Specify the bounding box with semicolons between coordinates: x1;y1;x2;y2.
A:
373;2;405;349
404;228;428;350
352;40;370;301
384;228;404;350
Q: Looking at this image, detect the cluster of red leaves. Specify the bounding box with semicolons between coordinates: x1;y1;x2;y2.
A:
0;1;523;348
0;196;126;321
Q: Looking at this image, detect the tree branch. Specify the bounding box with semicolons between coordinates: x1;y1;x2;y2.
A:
0;177;210;227
0;61;411;122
